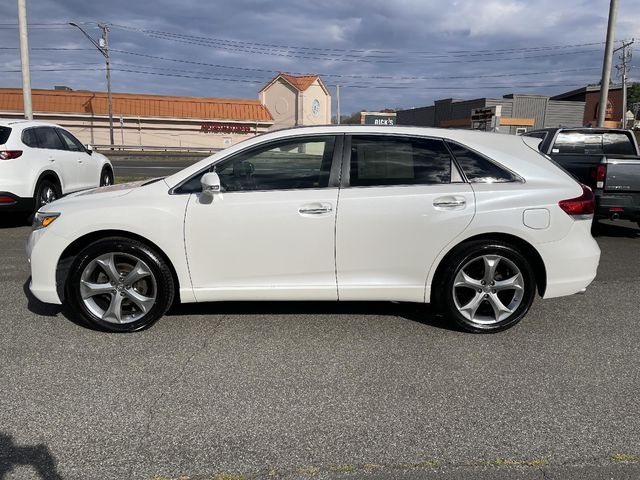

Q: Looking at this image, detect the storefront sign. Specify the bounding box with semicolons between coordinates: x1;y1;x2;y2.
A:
361;113;396;126
201;122;252;134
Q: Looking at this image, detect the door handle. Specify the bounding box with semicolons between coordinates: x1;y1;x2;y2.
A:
299;203;333;215
433;197;466;209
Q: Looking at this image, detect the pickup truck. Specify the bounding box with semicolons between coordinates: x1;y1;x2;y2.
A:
523;128;640;227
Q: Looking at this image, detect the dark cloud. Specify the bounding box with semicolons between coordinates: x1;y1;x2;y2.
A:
1;0;639;114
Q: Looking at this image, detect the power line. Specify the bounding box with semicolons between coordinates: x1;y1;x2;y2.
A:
109;28;603;64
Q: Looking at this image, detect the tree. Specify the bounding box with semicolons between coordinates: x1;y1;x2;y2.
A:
627;82;640;107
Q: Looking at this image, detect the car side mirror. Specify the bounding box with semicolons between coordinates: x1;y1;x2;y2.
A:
86;144;93;155
201;172;222;196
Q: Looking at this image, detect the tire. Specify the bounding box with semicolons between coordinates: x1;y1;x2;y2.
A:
34;178;61;211
100;167;114;187
434;240;536;333
66;237;174;332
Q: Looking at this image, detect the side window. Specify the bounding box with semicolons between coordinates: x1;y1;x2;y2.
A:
176;136;336;193
446;141;518;183
34;127;65;150
349;136;451;187
57;129;85;152
22;128;39;148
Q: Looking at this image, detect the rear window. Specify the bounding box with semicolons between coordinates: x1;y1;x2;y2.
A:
0;127;10;144
350;135;452;187
446;141;519;183
552;131;636;155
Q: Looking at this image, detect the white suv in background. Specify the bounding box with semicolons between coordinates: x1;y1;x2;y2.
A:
0;119;113;214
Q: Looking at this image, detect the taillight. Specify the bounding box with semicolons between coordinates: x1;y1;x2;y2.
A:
0;195;17;204
0;150;23;160
559;184;595;217
595;164;606;189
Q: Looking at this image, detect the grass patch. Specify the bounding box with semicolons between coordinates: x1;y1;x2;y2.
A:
115;175;152;184
612;453;640;462
295;466;320;474
329;464;356;473
483;458;547;467
211;473;245;480
398;460;440;469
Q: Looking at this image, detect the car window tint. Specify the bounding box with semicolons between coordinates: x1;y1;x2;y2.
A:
349;136;451;186
176;136;335;193
21;128;38;147
57;129;85;152
602;132;636;155
35;127;65;150
0;127;11;144
446;141;517;183
552;132;603;155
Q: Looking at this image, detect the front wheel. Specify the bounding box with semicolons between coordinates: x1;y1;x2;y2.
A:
66;238;175;332
100;168;114;187
435;241;537;333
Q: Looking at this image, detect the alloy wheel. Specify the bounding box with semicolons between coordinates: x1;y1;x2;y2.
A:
79;252;157;324
452;254;525;325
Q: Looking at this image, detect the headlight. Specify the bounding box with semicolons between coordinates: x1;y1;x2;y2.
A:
32;212;60;230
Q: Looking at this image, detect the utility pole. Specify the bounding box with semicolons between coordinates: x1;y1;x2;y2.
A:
615;39;634;128
17;0;32;120
336;84;340;125
69;22;114;145
597;0;619;127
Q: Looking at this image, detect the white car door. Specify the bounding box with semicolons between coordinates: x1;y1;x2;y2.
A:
183;135;342;302
56;128;99;189
336;134;475;302
33;127;79;193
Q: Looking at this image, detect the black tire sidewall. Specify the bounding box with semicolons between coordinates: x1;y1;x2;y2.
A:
35;179;60;210
438;242;536;333
100;168;114;187
67;238;174;332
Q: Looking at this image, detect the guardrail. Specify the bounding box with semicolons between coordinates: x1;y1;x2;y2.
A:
92;144;222;153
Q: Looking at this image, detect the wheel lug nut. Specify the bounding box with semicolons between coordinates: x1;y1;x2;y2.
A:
481;281;486;285
484;294;488;298
477;289;482;293
492;289;496;294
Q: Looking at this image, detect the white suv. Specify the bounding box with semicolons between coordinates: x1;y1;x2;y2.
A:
27;126;600;333
0;119;113;214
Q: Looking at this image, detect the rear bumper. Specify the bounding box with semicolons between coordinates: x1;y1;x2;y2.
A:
0;192;34;213
595;192;640;222
537;219;601;299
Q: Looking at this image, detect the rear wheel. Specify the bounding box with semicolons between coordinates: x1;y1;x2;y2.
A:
66;238;174;332
34;178;61;210
435;241;536;333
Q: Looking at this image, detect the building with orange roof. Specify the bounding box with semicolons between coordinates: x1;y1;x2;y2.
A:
0;73;331;148
0;86;279;149
259;73;331;130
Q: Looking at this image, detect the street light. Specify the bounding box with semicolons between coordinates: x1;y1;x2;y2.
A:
69;22;114;145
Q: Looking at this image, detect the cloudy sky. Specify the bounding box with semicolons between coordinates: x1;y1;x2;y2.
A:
1;0;639;114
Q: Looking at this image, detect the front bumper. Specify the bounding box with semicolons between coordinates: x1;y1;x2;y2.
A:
27;227;67;305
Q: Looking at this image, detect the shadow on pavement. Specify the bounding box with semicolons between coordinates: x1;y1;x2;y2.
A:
22;279;62;318
0;432;63;480
0;213;30;229
592;220;639;238
168;300;462;332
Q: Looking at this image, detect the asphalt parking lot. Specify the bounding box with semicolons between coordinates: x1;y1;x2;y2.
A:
0;218;639;480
